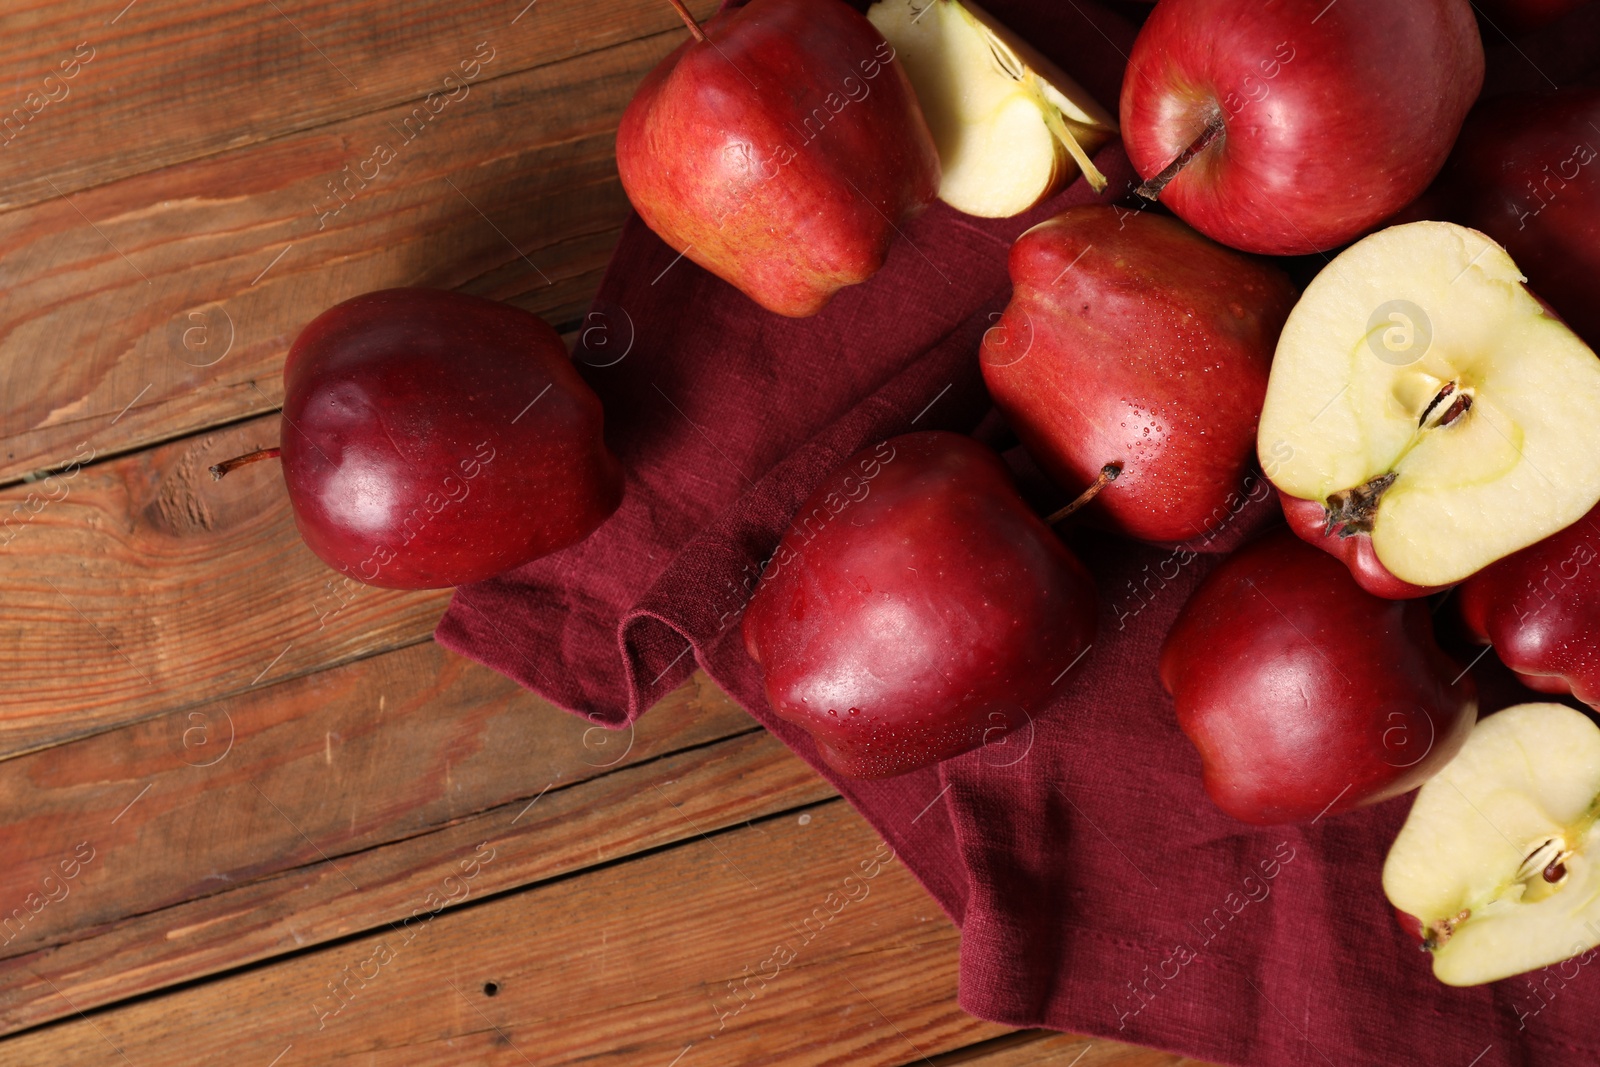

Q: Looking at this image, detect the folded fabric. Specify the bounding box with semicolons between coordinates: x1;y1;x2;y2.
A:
438;2;1600;1062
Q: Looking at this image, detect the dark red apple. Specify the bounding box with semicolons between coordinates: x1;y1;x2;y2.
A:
616;0;940;317
743;432;1096;778
1119;0;1484;254
275;288;623;589
1444;87;1600;347
1279;491;1448;600
1458;502;1600;707
981;205;1295;543
1160;530;1477;824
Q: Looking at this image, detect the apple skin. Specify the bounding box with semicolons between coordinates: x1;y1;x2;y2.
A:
1443;88;1600;347
1458;502;1600;708
1119;0;1484;255
280;288;624;590
1394;906;1427;944
1159;530;1477;825
742;432;1096;778
981;205;1295;543
616;0;940;317
1278;491;1449;600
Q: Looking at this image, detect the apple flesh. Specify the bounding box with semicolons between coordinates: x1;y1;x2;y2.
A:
1119;0;1483;254
866;0;1115;217
742;431;1096;778
1278;491;1447;600
278;288;623;590
1459;502;1600;708
981;205;1295;543
616;0;940;317
1159;530;1477;825
1258;221;1600;590
1384;703;1600;986
1444;88;1600;348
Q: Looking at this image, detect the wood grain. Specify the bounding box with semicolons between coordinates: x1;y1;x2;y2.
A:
0;801;1011;1066
0;695;829;1036
0;638;748;962
0;413;453;754
0;26;674;486
932;1030;1217;1066
0;0;715;211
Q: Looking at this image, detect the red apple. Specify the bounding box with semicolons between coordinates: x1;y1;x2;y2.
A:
1257;222;1600;595
981;205;1295;543
743;432;1096;778
616;0;940;317
1444;87;1600;347
1384;703;1600;985
1119;0;1484;255
1279;491;1447;600
1458;501;1600;707
271;288;623;589
1160;530;1477;824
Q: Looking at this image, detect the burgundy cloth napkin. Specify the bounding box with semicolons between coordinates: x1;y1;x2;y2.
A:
438;3;1600;1063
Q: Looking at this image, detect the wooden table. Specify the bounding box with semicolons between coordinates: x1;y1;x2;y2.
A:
0;2;1215;1063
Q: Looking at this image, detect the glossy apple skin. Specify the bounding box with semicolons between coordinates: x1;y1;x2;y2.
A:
616;0;940;317
1160;530;1477;824
742;432;1096;778
1279;491;1449;600
981;206;1295;542
1119;0;1484;255
1458;502;1600;708
1444;88;1600;347
281;289;624;590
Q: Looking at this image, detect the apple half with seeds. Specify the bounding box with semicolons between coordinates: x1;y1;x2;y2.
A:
1258;221;1600;593
1384;703;1600;986
867;0;1115;217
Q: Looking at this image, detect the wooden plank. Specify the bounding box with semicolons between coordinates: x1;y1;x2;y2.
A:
0;0;715;211
0;413;452;754
932;1030;1216;1066
0;639;748;961
0;801;1011;1066
0;26;670;485
0;697;828;1036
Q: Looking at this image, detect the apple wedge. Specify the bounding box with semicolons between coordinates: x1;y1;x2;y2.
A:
867;0;1115;217
1384;703;1600;986
1258;221;1600;590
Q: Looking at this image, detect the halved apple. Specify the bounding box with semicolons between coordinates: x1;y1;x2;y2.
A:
1258;221;1600;589
867;0;1115;217
1383;703;1600;986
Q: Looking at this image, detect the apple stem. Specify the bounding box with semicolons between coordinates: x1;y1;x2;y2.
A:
1136;117;1225;202
1045;462;1122;525
665;0;708;42
209;447;282;481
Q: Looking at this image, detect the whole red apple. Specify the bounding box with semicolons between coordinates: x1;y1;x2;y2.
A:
616;0;940;317
276;288;623;589
1458;502;1600;707
1279;491;1448;600
743;432;1096;778
1444;87;1600;347
981;205;1295;543
1160;530;1477;824
1119;0;1483;255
